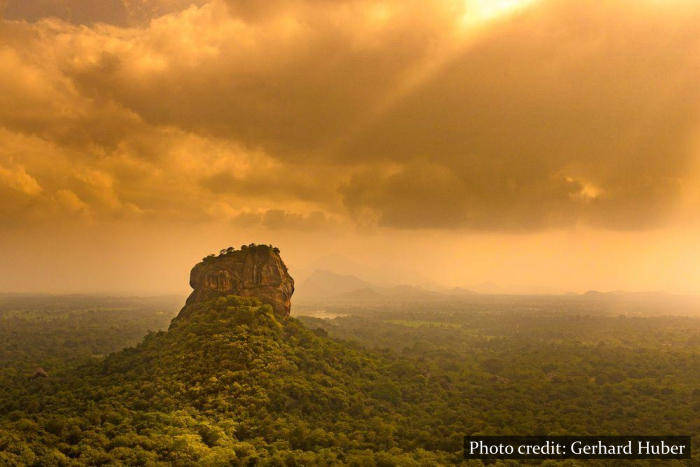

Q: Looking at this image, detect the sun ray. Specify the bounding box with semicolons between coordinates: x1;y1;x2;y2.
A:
328;0;542;156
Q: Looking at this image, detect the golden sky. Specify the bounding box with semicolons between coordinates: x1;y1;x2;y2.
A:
1;0;700;294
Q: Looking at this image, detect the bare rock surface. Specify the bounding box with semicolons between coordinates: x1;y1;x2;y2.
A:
179;244;294;317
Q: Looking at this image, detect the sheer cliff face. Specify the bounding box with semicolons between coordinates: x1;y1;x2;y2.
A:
182;246;294;316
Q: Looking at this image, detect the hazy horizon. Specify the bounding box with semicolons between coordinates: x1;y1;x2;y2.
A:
2;0;700;295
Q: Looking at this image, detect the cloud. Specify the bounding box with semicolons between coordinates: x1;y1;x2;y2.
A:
341;160;585;230
0;163;42;196
337;0;700;229
54;188;89;214
59;0;461;158
0;0;699;232
0;0;209;25
231;209;335;231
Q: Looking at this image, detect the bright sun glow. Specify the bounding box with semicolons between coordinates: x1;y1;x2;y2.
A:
462;0;538;27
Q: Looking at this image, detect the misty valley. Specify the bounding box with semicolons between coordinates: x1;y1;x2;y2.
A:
0;288;697;465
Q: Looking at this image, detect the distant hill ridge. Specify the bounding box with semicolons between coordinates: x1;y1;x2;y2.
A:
296;269;476;301
296;270;372;298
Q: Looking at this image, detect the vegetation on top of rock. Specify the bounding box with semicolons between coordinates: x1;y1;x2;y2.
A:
202;244;280;262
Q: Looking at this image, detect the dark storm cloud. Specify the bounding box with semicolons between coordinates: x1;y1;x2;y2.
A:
63;0;460;160
337;1;700;229
340;160;583;230
2;0;129;25
0;0;698;231
1;0;209;25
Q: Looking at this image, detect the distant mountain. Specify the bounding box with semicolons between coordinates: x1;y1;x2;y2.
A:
380;285;441;300
424;285;478;296
334;285;440;302
296;269;477;302
583;290;606;297
582;290;675;301
472;281;502;294
334;287;383;300
306;254;432;286
296;270;372;298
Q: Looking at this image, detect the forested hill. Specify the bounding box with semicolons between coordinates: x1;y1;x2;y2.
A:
0;296;460;464
1;294;698;465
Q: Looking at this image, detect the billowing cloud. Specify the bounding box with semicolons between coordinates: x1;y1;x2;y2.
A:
231;209;335;231
0;0;699;232
0;0;210;25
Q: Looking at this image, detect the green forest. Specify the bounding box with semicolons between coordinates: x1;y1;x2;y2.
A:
0;294;698;465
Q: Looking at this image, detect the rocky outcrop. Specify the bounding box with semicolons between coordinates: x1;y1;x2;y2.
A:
179;244;294;317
